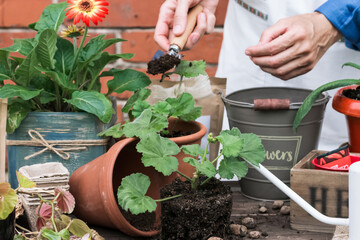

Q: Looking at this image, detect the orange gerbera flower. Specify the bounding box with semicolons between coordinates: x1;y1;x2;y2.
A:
65;0;109;27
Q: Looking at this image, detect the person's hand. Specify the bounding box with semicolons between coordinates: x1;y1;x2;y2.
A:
245;12;342;80
154;0;218;51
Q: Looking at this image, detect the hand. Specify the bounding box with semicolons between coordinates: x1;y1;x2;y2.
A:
154;0;218;51
245;12;342;80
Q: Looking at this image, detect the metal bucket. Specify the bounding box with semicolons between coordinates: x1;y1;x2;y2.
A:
222;87;330;200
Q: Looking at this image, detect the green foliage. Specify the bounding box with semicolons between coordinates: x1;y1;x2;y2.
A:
0;2;151;133
293;62;360;132
173;60;207;77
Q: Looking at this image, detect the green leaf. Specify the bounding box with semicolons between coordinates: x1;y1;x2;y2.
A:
54;37;74;74
136;133;180;175
166;92;201;121
3;38;37;56
6;99;32;134
179;106;202;121
104;69;151;94
15;50;41;86
216;129;244;158
16;171;36;188
122;88;151;113
183;157;200;168
174;60;206;77
181;144;205;157
218;157;248;180
131;100;151;119
239;133;265;167
35;2;68;33
342;62;360;70
293;79;360;132
152;101;172;115
0;84;42;100
123;109;168;138
65;91;114;123
41;229;61;240
35;29;57;69
36;67;77;92
69;219;92;238
61;214;71;226
0;50;12;82
13;234;26;240
98;123;124;138
59;229;70;240
198;160;216;178
117;173;157;215
0;182;17;220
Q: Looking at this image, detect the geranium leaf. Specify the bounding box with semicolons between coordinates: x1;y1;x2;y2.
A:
174;60;206;77
117;173;157;215
239;133;265;167
65;91;114;123
123;109;168;138
165;93;202;121
98;123;124;138
179;106;202;121
216;129;244;158
0;84;42;100
183;157;200;168
218;156;248;180
122;88;151;113
54;187;75;214
35;29;57;70
131;100;151;119
6;99;31;134
69;219;92;238
35;2;68;33
41;229;61;240
16;171;36;188
181;144;205;157
0;182;17;220
136;133;180;176
104;69;151;94
198;160;216;178
152;101;172;115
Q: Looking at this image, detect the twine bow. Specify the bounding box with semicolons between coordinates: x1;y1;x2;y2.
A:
7;129;108;160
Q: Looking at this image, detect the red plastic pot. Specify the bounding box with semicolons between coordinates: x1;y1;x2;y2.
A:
69;120;206;237
332;85;360;153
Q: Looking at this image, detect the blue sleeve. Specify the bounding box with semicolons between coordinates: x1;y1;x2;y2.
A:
316;0;360;50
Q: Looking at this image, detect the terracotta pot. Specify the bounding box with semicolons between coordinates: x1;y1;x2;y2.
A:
332;85;360;153
69;120;206;237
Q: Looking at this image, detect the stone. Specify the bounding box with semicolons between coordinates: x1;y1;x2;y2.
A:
230;224;247;236
241;217;256;229
280;205;291;215
272;200;284;210
249;231;261;239
259;206;267;213
208;237;223;240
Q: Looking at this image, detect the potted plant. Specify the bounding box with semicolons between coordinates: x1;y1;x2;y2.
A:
0;172;97;239
117;127;265;239
0;0;151;187
293;62;360;152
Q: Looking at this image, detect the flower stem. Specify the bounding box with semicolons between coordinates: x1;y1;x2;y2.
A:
155;194;182;202
69;26;88;86
175;170;192;181
211;153;223;164
176;75;184;98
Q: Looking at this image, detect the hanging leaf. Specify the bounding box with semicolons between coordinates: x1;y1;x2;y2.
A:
181;144;205;158
54;187;75;214
117;173;157;215
36;203;52;230
239;133;265;167
16;171;36;188
69;219;92;238
98;123;124;138
218;156;248;180
0;84;42;100
0;182;17;220
122;88;151;113
6;99;32;134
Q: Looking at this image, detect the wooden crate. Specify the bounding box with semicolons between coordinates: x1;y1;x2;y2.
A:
290;150;349;233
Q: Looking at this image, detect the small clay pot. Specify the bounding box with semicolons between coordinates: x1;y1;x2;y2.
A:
69;119;206;237
333;86;360;153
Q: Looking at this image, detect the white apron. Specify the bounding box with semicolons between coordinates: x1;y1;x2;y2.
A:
216;0;360;151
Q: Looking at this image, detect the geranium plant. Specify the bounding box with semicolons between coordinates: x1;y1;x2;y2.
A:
0;0;151;133
293;62;360;131
1;172;95;239
117;127;265;214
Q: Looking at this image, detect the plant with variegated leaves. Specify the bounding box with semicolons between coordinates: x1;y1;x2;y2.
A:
1;172;99;239
0;1;151;134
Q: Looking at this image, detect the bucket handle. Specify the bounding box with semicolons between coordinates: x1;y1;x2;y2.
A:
253;99;290;110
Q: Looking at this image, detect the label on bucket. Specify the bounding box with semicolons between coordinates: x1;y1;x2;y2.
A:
258;135;302;170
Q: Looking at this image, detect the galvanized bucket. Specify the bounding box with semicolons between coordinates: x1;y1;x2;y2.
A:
222;87;329;200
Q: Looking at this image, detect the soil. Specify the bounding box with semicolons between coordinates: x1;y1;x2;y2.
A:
147;54;181;75
119;207;158;232
160;130;193;138
343;85;360;100
159;177;233;240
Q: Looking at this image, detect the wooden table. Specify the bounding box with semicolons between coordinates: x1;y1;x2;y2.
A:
91;183;334;240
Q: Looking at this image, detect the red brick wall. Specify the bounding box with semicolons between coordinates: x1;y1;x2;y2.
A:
0;0;228;121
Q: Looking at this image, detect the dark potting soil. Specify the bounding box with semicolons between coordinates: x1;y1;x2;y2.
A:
159;177;233;240
147;54;181;75
160;130;193;138
119;207;158;232
343;85;360;100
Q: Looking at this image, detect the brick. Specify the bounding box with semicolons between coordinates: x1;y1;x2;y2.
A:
1;0;52;27
122;31;223;64
0;32;37;58
61;0;228;27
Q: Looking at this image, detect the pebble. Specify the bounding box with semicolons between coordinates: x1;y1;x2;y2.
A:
229;224;247;237
272;200;284;210
280;205;291;215
249;231;261;239
258;206;267;213
208;237;223;240
241;217;256;229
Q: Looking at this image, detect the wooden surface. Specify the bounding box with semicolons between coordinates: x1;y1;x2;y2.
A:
90;183;334;240
0;98;7;182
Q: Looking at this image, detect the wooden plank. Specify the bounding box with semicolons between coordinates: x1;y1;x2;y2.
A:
290;150;348;233
0;98;7;182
